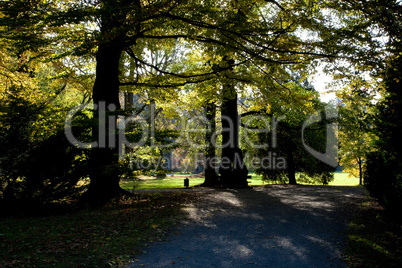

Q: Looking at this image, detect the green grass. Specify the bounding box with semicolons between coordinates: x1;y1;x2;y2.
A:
0;172;361;267
344;200;402;267
328;172;360;186
120;173;268;190
120;172;360;190
0;193;196;267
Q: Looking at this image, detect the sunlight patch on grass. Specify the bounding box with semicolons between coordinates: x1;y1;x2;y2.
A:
329;172;359;186
120;172;359;190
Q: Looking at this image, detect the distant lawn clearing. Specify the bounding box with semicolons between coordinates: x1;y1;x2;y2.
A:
328;172;360;186
120;172;360;190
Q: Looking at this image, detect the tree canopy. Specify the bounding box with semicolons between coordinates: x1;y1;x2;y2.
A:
0;0;401;209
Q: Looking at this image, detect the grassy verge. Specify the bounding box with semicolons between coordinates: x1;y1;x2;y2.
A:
0;192;197;267
120;173;268;190
120;172;360;190
343;199;402;267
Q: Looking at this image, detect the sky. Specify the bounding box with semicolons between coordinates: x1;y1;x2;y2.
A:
312;72;336;103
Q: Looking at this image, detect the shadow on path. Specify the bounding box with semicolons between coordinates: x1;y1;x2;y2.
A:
129;185;367;268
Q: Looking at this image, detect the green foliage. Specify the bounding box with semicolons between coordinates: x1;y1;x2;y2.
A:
255;118;335;185
246;84;335;184
337;78;377;183
317;0;401;76
0;85;88;205
364;152;402;218
3;0;399;202
3;0;349;199
364;54;402;217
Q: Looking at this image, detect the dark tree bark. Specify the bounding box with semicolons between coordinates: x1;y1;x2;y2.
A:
202;103;218;186
358;156;363;186
82;0;142;205
219;77;248;188
288;172;297;185
123;91;135;156
125;92;134;110
83;40;125;205
287;149;297;185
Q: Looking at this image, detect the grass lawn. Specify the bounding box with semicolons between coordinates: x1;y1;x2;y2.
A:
0;172;367;268
328;172;360;186
0;193;197;267
120;172;360;190
120;173;268;190
344;199;402;267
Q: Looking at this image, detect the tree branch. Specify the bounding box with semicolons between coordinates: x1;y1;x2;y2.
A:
120;76;215;88
124;47;217;79
265;0;286;11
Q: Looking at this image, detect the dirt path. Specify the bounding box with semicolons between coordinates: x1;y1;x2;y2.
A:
129;185;367;267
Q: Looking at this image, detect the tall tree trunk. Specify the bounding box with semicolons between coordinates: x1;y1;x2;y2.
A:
82;0;137;205
287;155;297;185
358;157;363;185
219;77;248;187
123;91;134;157
203;103;218;186
84;40;125;205
125;92;134;110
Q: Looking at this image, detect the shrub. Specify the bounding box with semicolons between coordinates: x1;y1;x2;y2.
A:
0;86;88;206
364;152;402;220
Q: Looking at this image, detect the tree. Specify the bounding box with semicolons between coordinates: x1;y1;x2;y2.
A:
315;0;400;75
0;0;97;205
1;0;347;203
203;102;218;186
245;82;336;185
364;54;402;217
337;78;377;185
0;46;89;205
317;0;402;214
117;1;324;189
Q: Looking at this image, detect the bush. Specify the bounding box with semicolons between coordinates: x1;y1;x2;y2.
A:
364;55;402;221
364;152;402;220
0;86;89;206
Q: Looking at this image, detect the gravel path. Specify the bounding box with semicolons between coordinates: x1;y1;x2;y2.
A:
129;185;367;268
